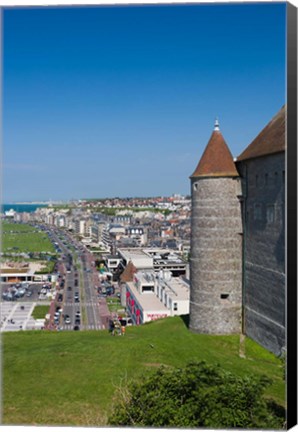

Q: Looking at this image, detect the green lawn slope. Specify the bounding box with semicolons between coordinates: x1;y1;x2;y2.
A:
2;316;285;426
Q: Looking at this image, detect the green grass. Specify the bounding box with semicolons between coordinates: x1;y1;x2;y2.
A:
32;306;50;320
2;222;37;233
106;297;122;313
88;206;171;216
2;316;285;426
2;222;55;254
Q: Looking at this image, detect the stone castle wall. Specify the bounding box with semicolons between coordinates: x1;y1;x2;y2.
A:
237;153;285;355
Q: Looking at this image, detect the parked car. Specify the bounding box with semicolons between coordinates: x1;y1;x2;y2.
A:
106;286;115;296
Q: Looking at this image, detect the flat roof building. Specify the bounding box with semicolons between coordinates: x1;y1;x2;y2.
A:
125;270;190;325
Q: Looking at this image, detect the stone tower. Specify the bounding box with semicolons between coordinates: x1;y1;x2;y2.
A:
189;120;243;334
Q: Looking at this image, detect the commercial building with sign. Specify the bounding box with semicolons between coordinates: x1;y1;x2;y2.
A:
125;270;190;325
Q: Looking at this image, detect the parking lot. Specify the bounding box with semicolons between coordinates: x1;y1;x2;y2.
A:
1;282;52;332
2;282;52;302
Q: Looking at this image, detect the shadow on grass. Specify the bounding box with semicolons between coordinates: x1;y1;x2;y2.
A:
266;399;286;424
179;314;190;329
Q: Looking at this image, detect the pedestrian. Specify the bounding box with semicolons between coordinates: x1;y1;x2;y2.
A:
121;325;126;336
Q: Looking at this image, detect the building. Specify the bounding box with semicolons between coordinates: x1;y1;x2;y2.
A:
236;106;286;355
117;247;187;277
118;248;154;271
125;226;147;246
189;107;285;355
144;248;187;276
189;119;243;335
125;270;190;325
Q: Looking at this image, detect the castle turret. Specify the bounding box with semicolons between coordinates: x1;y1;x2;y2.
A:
189;120;243;334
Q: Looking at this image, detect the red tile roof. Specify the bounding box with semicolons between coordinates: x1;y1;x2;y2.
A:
237;105;286;161
120;261;137;283
190;130;239;178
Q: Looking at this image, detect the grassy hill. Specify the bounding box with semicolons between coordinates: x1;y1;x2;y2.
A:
2;316;285;426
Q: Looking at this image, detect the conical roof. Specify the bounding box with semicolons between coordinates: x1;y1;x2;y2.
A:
190;123;239;178
120;260;137;283
237;105;285;161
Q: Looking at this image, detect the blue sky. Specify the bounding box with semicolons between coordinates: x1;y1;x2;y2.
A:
3;3;286;201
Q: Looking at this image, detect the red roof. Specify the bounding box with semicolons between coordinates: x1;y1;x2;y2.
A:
120;261;137;283
190;129;239;178
237;105;286;161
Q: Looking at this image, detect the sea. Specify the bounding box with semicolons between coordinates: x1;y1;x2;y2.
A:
2;204;49;213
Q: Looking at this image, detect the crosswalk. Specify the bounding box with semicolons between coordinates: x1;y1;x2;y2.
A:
63;302;99;307
62;323;103;330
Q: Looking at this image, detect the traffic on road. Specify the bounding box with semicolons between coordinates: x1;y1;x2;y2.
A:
1;225;112;332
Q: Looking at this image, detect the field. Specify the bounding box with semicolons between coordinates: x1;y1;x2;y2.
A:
2;222;55;254
2;316;285;426
32;305;50;320
106;297;123;313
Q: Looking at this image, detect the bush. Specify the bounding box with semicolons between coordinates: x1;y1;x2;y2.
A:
108;361;285;429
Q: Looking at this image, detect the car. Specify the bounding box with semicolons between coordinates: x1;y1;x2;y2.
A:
75;318;80;325
73;325;80;331
68;286;72;291
64;315;71;324
106;286;115;296
75;311;81;317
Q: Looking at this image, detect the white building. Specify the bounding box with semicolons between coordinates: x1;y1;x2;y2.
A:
125;270;190;325
118;248;153;271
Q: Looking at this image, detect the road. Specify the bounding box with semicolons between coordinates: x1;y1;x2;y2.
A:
1;226;110;332
47;227;107;331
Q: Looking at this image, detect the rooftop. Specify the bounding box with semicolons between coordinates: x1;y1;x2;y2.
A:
127;280;169;312
118;248;151;259
120;261;137;283
190;121;239;178
237;105;286;161
157;274;190;301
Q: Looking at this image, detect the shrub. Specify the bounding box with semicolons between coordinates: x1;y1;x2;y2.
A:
109;361;285;429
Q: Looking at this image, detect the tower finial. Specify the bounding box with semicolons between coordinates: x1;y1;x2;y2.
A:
214;117;220;131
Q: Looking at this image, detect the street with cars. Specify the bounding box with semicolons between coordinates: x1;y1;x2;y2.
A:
1;225;111;332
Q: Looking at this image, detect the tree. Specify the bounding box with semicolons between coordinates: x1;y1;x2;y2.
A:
108;361;285;429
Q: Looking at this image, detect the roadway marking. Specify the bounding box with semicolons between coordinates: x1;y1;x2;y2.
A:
1;303;19;331
63;302;100;307
23;302;37;330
